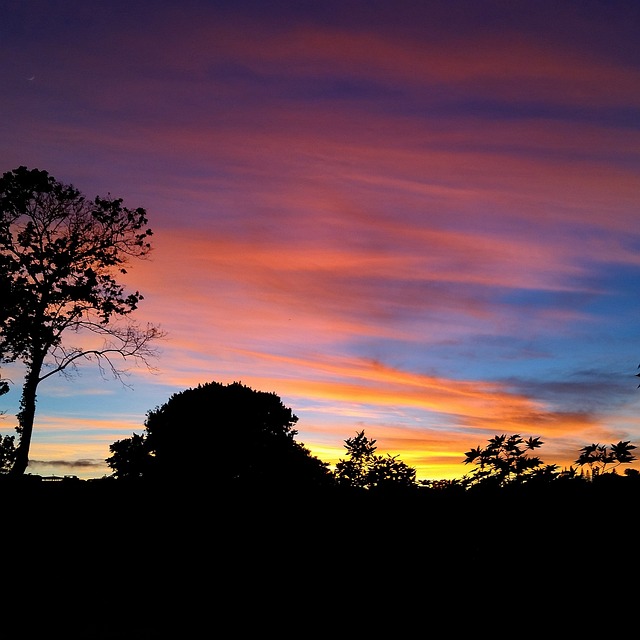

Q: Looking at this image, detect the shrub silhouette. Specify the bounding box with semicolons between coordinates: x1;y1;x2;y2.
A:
574;441;637;477
107;380;334;489
462;434;559;488
334;429;417;491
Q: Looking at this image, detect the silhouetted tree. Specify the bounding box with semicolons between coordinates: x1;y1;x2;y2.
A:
106;433;153;480
0;373;15;472
574;441;636;477
106;380;334;489
462;434;559;488
0;166;164;476
0;374;8;420
0;433;16;474
334;430;417;491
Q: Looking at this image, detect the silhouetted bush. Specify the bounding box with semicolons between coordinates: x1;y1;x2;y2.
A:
106;380;335;491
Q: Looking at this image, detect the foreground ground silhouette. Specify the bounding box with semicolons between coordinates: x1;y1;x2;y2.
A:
5;475;637;638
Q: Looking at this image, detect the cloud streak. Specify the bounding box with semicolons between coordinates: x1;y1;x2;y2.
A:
2;0;640;480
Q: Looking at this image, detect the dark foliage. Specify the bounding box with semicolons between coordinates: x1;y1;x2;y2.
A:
0;165;162;475
574;440;637;476
462;433;559;488
334;429;418;491
106;380;335;490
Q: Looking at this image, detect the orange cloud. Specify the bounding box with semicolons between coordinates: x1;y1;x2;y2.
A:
120;347;624;477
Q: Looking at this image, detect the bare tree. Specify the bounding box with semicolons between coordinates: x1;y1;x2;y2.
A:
0;166;165;476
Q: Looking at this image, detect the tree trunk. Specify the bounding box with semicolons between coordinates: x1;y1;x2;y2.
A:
9;362;41;477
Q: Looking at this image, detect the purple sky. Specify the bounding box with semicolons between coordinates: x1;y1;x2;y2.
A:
1;0;640;480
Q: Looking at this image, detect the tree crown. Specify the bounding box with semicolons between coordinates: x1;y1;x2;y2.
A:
0;166;154;365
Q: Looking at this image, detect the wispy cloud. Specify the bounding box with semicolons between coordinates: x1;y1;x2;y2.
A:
2;0;640;480
29;458;104;469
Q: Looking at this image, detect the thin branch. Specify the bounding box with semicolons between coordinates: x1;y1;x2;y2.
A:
40;323;166;384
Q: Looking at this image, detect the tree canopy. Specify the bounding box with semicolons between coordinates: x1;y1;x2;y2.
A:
106;380;334;489
334;429;417;491
462;434;559;488
574;441;637;477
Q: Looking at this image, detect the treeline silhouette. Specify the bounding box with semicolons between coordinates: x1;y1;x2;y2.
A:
105;380;639;496
6;380;639;499
6;378;640;541
6;380;637;637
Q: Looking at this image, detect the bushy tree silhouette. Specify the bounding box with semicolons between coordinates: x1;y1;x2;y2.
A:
107;380;334;489
106;432;153;480
334;430;417;491
0;166;164;475
462;434;559;488
574;441;637;477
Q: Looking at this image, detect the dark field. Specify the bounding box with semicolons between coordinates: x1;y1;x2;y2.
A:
5;477;636;637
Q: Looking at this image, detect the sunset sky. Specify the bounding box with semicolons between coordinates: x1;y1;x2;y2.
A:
1;0;640;481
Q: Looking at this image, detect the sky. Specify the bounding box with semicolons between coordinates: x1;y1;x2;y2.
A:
1;0;640;481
